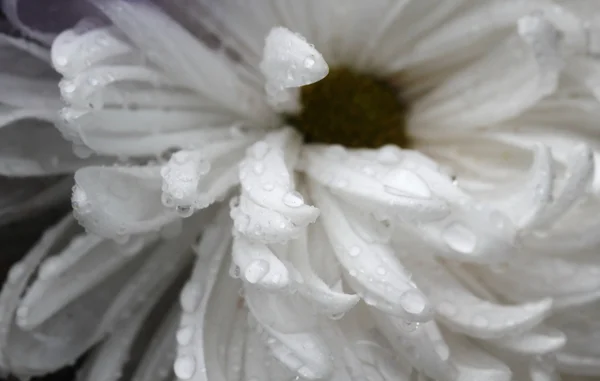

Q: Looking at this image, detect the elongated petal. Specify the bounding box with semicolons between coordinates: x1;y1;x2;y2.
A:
373;316;456;381
174;206;236;381
73;165;176;239
312;182;433;322
235;128;319;243
245;288;334;379
231;236;290;290
402;256;552;339
411;13;563;134
17;232;154;329
301;145;449;223
289;228;360;318
488;325;566;355
0;215;74;372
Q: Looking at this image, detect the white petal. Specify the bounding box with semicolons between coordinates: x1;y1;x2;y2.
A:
77;292;172;381
311;183;433;322
530;143;594;230
557;352;600;376
0;177;71;226
402;256;552;339
0;116;103;176
444;331;512;381
234;128;319;244
17;233;154;330
481;255;600;303
131;304;180;381
161;139;255;214
72;165;176;239
289;228;360;318
0;215;74;372
411;13;563;134
231;235;290;290
260;27;328;112
91;0;271;122
301;145;449;223
174;206;236;381
488;325;566;356
245;288;334;380
373;316;456;381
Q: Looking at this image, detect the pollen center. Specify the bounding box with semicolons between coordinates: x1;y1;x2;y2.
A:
288;67;411;149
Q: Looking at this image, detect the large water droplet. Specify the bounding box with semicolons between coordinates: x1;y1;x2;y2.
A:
174;355;196;380
176;326;194;346
442;222;477;254
244;259;270;284
383;169;431;199
399;289;427;315
180;283;202;313
282;191;305;208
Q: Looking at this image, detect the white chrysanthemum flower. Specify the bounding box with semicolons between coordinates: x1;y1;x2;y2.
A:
6;0;600;380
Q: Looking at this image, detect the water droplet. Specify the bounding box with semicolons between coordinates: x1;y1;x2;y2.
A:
176;205;194;218
180;283;202;312
8;263;24;283
376;267;387;275
39;257;62;279
262;183;275;191
349;246;361;257
244;259;270;284
282;191;305;208
377;145;402;163
253;162;265;175
176;326;194;346
399;289;427;315
174;355;196;380
304;56;315;68
383;169;431;199
442;222;477;254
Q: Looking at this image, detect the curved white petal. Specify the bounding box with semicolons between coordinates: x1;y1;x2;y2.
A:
161;139;255;215
373;316;456;381
0;215;74;372
73;165;176;239
131;304;180;381
235;128;319;244
174;206;235;381
301;145;449;223
91;0;271;123
289;228;360;318
311;182;434;322
231;235;290;290
444;331;512;381
17;232;154;330
488;325;566;356
402;256;553;339
411;12;563;134
245;288;334;380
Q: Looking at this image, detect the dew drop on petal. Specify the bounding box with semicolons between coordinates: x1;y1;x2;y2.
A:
442;222;477;254
282;190;305;207
174;355;196;380
399;289;428;315
244;259;270;284
349;246;361;257
176;326;194;346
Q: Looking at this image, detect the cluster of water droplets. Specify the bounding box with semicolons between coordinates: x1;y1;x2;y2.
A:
160;150;213;218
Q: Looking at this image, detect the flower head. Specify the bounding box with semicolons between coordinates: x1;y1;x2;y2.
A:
5;0;600;380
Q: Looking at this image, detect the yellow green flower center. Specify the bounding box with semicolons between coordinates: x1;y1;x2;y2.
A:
288;67;411;149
